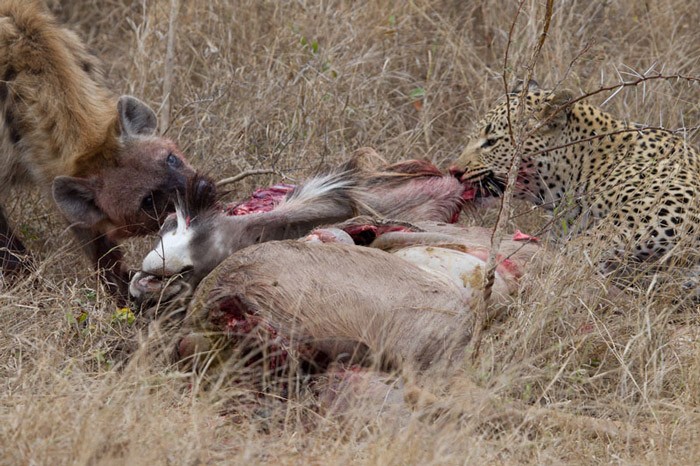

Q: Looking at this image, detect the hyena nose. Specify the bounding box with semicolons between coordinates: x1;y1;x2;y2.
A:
195;177;216;198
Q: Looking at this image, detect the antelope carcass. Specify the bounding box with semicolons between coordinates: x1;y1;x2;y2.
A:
130;153;469;300
153;219;541;421
132;217;540;373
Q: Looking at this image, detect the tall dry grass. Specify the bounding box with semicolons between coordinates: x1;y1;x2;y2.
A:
2;0;700;464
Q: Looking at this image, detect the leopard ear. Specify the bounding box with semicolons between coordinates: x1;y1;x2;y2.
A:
537;89;574;128
511;79;540;94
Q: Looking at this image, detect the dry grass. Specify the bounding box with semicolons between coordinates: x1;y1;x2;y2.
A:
2;0;700;464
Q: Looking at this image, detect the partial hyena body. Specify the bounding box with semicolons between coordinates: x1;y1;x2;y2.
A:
0;1;203;296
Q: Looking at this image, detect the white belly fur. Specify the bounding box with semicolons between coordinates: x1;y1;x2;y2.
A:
393;246;514;308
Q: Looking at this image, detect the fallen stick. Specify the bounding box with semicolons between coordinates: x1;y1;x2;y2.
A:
216;169;277;187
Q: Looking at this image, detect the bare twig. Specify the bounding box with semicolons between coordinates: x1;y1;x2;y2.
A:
526;0;554;82
502;0;527;145
160;0;180;133
529;123;700;159
466;0;528;361
216;169;277;187
559;42;594;87
472;0;555;361
572;73;700;107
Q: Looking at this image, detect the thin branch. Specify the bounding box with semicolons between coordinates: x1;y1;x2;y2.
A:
216;169;277;187
572;73;700;107
472;0;555;361
529;124;700;159
502;0;527;146
468;0;528;360
160;0;180;133
527;0;554;80
560;42;594;86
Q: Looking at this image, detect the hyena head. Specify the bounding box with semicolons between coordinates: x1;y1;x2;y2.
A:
52;96;212;240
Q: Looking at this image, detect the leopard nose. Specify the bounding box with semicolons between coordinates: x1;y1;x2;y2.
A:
448;166;465;179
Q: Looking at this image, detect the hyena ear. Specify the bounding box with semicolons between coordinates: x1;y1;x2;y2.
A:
52;176;108;228
537;89;575;128
117;95;158;137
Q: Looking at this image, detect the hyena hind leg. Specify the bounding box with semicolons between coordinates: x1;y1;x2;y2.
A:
0;205;32;275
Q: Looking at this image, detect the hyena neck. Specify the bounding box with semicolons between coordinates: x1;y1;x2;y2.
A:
1;0;119;183
68;115;122;178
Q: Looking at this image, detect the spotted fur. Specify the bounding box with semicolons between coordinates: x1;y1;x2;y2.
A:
450;82;700;266
0;1;206;297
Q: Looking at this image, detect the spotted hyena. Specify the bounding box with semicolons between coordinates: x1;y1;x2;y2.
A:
0;1;212;297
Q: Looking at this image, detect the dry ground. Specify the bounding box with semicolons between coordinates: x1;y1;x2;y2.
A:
2;0;700;464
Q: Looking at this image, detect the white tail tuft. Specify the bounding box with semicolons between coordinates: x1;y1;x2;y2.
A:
175;201;188;235
282;172;357;206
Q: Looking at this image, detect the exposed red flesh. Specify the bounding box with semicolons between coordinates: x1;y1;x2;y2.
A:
209;296;322;373
342;224;415;245
461;186;477;201
446;184;477;223
512;229;539;243
223;184;296;216
213;296;290;371
496;257;522;279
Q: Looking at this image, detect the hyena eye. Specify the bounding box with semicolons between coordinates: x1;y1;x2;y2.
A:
166;153;181;167
141;194;154;209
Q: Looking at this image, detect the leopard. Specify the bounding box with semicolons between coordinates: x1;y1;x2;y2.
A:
449;80;700;274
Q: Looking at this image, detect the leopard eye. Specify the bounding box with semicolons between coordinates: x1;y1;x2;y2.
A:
482;138;498;148
484;123;493;135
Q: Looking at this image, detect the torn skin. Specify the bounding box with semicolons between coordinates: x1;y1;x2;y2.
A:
223;167;469;223
223;184;295;216
183;295;331;376
342;224;416;246
512;229;539;243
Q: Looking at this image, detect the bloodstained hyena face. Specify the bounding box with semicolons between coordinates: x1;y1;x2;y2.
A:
95;137;197;239
53;96;212;241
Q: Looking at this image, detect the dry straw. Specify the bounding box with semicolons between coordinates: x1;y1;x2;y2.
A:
2;0;700;464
